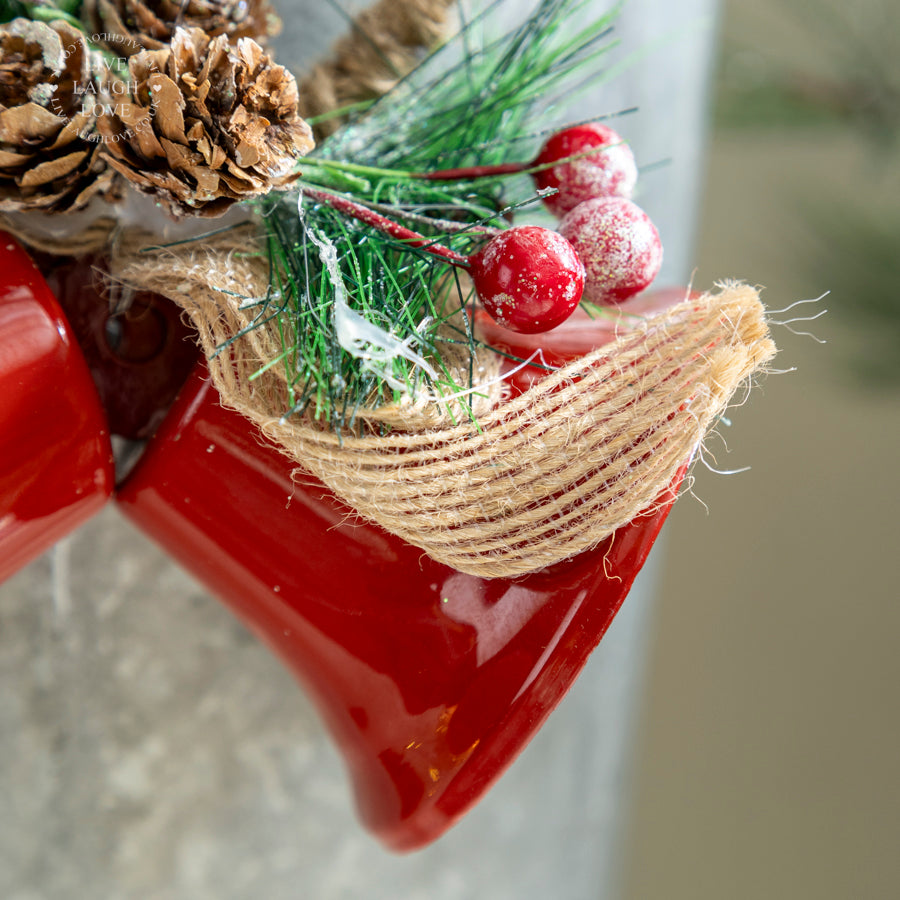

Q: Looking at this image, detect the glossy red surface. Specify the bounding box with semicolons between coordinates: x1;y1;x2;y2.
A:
0;234;114;584
117;362;684;851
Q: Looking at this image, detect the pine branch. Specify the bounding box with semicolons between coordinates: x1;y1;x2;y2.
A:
255;0;622;428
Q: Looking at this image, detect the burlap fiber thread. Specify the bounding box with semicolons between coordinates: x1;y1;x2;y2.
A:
115;227;776;578
296;0;458;139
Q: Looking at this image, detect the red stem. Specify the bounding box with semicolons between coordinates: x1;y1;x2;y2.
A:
301;186;470;266
415;143;616;183
421;162;526;181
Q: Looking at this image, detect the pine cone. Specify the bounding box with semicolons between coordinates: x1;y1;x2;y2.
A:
98;28;314;217
84;0;281;57
0;19;118;213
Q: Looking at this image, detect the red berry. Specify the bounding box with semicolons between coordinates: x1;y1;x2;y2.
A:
533;123;638;218
558;197;663;305
470;226;585;334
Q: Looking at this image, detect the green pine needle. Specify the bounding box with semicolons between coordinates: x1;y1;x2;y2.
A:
250;0;622;430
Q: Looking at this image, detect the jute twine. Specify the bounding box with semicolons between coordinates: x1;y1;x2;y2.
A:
296;0;457;139
0;213;117;256
114;228;777;578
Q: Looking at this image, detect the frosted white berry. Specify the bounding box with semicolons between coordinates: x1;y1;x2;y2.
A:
558;196;662;305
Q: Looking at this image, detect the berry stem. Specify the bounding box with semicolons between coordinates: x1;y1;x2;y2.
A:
298;187;585;335
360;199;501;238
301;144;615;185
300;186;470;267
419;145;622;181
421;162;527;180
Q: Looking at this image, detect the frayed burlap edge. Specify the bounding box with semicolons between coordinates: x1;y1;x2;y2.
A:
114;227;777;578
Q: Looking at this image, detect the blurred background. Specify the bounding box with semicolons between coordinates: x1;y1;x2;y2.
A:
623;1;900;897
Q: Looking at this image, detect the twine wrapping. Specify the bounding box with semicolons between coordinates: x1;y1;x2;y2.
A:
0;213;117;255
297;0;458;138
115;229;776;578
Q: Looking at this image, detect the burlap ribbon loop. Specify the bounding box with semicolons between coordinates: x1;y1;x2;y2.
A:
117;229;776;578
1;0;778;578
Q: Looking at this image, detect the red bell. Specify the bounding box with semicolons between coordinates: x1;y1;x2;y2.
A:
0;236;114;581
2;235;684;848
117;360;683;850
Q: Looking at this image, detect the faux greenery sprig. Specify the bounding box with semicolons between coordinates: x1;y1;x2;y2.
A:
2;0;630;421
250;0;623;429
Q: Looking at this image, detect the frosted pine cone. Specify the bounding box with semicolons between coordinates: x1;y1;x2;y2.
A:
0;19;118;213
84;0;281;56
98;27;314;217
